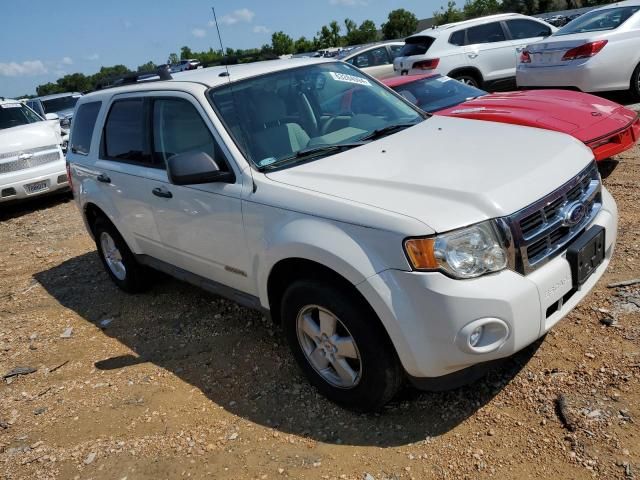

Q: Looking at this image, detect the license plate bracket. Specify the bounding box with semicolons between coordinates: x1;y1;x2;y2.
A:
25;180;49;194
567;226;605;286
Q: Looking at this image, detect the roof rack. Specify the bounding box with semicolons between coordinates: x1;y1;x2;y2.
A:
95;65;172;91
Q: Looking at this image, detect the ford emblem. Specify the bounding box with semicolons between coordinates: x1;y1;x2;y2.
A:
562;202;587;227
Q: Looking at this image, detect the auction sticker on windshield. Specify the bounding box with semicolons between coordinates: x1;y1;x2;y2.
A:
329;72;371;86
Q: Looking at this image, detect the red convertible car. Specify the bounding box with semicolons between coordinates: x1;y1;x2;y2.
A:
382;74;640;161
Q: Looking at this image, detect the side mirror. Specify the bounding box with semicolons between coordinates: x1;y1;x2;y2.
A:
167;151;235;185
45;113;59;121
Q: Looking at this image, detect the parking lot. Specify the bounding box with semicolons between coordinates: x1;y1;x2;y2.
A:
0;134;638;479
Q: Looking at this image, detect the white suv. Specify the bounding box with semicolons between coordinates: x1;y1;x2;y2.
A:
68;59;617;411
1;98;67;203
394;13;555;88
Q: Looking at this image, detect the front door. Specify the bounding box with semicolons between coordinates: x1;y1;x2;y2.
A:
464;21;514;83
148;93;253;293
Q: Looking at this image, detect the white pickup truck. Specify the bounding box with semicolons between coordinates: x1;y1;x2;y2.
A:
67;59;617;410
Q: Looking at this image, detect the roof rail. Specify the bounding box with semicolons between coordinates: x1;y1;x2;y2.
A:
95;65;172;91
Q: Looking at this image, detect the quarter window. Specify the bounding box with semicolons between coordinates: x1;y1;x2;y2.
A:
152;98;227;171
449;30;466;46
466;22;507;44
506;19;551;39
70;101;101;155
103;99;154;165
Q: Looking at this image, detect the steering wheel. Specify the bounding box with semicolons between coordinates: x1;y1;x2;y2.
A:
297;92;319;137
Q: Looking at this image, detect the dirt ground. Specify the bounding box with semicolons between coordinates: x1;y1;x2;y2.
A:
1;148;639;480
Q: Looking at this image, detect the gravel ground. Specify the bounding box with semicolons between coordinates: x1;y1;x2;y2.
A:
1;147;639;480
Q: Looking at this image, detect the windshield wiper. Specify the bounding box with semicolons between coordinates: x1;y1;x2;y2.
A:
258;142;366;170
358;121;421;142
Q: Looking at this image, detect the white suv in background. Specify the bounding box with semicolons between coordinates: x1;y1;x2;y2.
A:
0;98;67;203
394;13;555;88
68;60;616;411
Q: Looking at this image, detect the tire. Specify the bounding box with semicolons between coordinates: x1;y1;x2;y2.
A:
93;217;150;293
281;279;403;411
630;63;640;101
451;72;482;89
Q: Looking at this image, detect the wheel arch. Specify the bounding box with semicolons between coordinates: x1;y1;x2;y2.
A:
447;66;484;86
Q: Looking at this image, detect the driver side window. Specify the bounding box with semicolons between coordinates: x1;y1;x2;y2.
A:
152;98;227;171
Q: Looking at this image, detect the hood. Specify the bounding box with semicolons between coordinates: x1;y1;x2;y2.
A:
265;115;593;233
437;90;637;143
0;122;61;156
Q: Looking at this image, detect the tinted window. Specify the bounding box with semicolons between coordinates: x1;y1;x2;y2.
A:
70;102;101;155
0;103;42;130
27;100;44;116
399;36;435;56
389;44;403;58
152;98;227;170
449;30;466;46
42;95;81;113
349;46;390;68
555;5;640;35
466;22;507;44
507;19;551;39
103;99;153;165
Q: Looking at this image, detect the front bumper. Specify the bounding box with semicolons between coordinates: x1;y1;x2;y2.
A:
0;166;69;203
357;187;617;380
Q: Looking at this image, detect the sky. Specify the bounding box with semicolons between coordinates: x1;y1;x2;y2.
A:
0;0;446;98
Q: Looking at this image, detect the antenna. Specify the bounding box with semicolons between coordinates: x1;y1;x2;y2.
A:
211;6;231;81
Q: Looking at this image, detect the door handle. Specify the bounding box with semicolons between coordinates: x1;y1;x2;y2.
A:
96;173;111;183
467;53;478;59
152;187;173;199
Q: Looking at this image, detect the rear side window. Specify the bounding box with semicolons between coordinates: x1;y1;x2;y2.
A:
349;46;391;68
152;98;228;171
467;22;507;44
449;30;466;46
70;101;101;155
506;19;551;39
103;99;154;166
399;36;435;56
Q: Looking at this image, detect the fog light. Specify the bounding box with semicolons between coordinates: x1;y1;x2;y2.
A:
469;326;484;347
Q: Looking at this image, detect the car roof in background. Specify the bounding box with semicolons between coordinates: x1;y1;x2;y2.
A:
341;41;405;60
591;0;640;10
382;73;440;88
82;57;335;98
33;92;82;101
410;12;532;38
0;97;24;105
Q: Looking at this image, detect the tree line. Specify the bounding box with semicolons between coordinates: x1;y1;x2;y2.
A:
31;0;611;97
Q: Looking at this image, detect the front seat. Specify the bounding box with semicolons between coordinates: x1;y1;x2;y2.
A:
252;92;310;162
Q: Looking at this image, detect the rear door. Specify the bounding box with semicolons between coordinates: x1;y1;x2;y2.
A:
464;21;514;83
95;95;167;258
348;46;394;79
505;18;552;63
147;93;252;293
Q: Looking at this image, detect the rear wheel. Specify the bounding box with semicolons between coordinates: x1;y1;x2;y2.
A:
282;279;403;411
93;217;150;293
451;72;482;88
630;63;640;101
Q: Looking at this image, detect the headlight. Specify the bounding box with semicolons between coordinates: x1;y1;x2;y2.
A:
404;220;509;279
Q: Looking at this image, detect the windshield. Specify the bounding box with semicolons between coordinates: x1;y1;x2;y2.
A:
208;62;424;169
42;95;80;113
554;5;640;35
390;75;486;112
0;103;43;130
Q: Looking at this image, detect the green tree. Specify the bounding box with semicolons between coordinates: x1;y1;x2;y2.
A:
344;18;378;45
55;73;92;93
381;8;419;40
271;31;294;55
462;0;501;19
180;46;194;60
36;82;60;96
137;61;156;72
329;20;342;46
433;1;465;25
90;65;132;88
294;36;314;54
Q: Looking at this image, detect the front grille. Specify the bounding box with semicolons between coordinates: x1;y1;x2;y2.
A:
0;144;58;160
508;162;602;274
0;150;61;174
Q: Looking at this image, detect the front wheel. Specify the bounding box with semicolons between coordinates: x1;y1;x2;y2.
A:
282;279;403;411
93;217;150;293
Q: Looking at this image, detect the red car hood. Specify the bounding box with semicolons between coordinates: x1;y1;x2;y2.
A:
436;90;637;143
